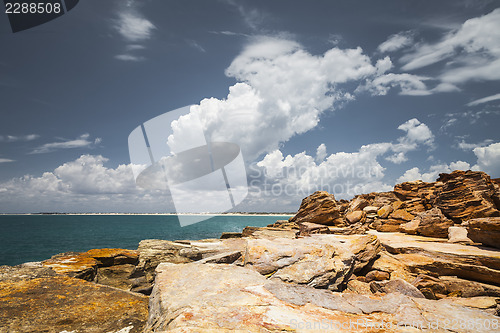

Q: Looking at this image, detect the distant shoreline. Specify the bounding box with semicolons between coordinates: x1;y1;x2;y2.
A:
0;213;295;216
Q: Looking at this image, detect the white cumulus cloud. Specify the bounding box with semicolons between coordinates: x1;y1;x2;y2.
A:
167;36;383;161
397;161;471;183
472;142;500;177
255;118;435;200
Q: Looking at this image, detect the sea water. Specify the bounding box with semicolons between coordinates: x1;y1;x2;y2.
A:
0;214;292;266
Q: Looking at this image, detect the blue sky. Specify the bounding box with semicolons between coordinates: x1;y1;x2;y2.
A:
0;0;499;213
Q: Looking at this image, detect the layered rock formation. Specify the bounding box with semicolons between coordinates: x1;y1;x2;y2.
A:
288;170;500;246
2;169;500;332
288;191;345;226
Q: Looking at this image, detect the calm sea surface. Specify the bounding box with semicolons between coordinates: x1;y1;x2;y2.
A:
0;214;291;266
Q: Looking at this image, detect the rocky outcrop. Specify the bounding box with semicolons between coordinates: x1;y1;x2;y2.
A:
289;191;344;226
401;207;454;238
41;248;139;290
145;262;498;333
465;217;500;249
0;264;148;333
434;170;500;222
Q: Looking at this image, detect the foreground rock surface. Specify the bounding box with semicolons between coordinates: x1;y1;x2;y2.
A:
243;234;381;290
146;262;498;332
0;264;148;333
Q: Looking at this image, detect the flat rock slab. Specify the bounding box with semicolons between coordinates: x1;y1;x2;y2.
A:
368;230;500;286
243;234;381;290
0;267;148;333
145;262;499;332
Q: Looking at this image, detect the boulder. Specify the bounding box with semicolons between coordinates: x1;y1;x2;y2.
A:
448;226;473;244
345;210;366;224
347;196;370;212
377;205;393;218
242;234;381;290
390;209;415;222
363;206;379;214
289;191;344;226
401;208;454;238
464;217;500;249
434;170;500;222
0;265;148;333
145;262;498;333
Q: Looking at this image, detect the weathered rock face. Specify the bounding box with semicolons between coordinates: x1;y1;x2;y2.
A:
0;264;148;333
401;207;454;238
465;217;500;249
289;191;344;226
369;230;500;287
242;234;381;290
145;262;498;333
41;248;139;288
434;170;500;222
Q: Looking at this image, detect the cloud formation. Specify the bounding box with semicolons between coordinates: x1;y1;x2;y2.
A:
113;3;155;62
30;134;101;154
378;31;414;53
115;11;155;42
168;36;388;161
401;9;500;85
256;118;435;200
397;160;472;183
0;134;39;142
467;93;500;106
472;142;500;177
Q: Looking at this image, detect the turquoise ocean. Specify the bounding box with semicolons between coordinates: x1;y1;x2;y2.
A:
0;214;291;266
